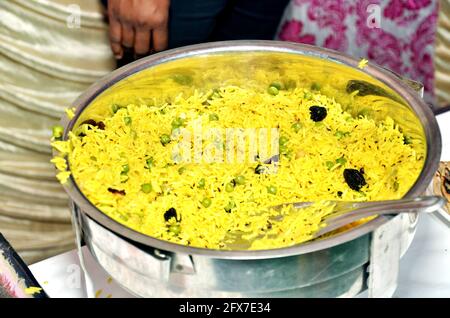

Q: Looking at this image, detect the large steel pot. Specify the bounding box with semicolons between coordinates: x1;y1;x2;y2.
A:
58;41;442;297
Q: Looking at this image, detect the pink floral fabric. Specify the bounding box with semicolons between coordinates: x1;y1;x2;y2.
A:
277;0;438;102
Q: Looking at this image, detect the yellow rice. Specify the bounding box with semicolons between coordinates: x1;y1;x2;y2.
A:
52;85;423;250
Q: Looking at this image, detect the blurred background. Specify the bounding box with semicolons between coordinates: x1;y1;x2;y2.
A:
0;0;448;264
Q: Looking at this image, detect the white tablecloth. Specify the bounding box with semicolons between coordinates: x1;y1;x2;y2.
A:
29;112;450;298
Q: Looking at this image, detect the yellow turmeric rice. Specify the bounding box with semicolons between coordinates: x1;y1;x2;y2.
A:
52;85;424;250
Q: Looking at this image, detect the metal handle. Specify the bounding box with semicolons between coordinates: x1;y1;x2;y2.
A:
382;66;450;115
380;66;424;97
317;196;446;237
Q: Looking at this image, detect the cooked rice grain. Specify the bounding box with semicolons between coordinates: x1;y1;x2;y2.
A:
53;86;423;250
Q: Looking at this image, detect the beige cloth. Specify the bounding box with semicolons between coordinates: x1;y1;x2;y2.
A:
0;0;115;264
436;0;450;108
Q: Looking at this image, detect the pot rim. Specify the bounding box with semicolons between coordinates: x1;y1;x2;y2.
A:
58;40;442;259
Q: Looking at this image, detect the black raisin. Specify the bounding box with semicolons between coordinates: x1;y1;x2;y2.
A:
164;208;179;222
81;119;97;127
81;119;105;130
107;188;126;195
343;169;366;191
309;106;327;122
97;121;106;130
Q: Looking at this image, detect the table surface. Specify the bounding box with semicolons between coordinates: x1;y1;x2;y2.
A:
29;112;450;298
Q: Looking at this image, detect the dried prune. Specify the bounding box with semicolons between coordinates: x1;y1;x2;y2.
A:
309;106;327;122
164;207;179;222
107;188;126;195
343;169;366;191
81;119;105;130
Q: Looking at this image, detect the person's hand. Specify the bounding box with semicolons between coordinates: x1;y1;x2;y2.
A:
107;0;170;59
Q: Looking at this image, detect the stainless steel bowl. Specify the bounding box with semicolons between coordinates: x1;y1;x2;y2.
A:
59;41;442;297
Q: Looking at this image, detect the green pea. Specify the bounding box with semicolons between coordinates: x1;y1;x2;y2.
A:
124;116;132;125
291;122;302;133
267;185;277;195
111;104;120;114
403;135;413;145
141;183;152;193
201;197;212;208
178;166;186;174
357;108;370;118
171;117;184;129
160;134;171;146
52;125;64;139
326;161;334;170
173;74;193;86
198;178;206;189
335;131;350;140
225;183;235;193
279;144;288;154
209;113;219;121
393;181;400;192
270;82;284;90
121;164;130;174
336;156;347;165
335;131;345;139
168;224;181;235
267;86;279;96
145;157;154;169
285;150;293;160
224;200;236;213
234;175;245;185
279;136;289;145
311;82;321;91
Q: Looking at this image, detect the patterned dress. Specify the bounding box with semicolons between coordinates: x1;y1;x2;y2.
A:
277;0;439;104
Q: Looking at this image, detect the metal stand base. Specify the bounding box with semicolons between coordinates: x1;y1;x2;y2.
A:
367;213;418;297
